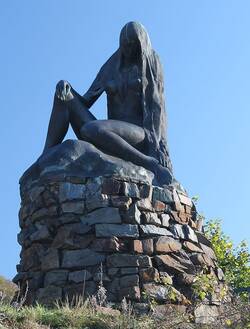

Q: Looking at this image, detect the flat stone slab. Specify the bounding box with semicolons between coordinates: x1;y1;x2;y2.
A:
139;225;173;237
95;224;139;238
62;249;105;268
107;254;152;267
81;208;121;225
20;139;154;187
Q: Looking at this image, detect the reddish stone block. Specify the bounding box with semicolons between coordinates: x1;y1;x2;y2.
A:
174;201;185;213
155;236;182;253
137;198;153;211
185;205;192;215
102;178;121;195
91;237;124;252
132;240;143;254
110;196;132;210
170;211;189;224
139;267;160;282
153;200;166;212
142;239;154;255
119;286;141;301
183;241;203;253
178;193;193;207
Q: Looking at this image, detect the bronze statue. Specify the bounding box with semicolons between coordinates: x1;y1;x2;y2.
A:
43;22;173;185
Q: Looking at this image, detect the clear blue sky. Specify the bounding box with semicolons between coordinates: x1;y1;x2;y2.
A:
1;1;249;279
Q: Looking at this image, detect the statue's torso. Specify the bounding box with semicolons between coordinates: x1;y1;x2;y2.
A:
106;65;143;127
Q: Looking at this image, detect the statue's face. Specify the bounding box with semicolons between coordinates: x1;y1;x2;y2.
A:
120;25;140;61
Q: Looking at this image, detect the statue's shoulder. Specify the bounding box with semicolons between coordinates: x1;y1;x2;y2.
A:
97;50;120;77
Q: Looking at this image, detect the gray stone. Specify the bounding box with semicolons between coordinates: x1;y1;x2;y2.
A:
121;267;139;275
64;281;96;299
119;286;141;301
120;275;139;288
107;254;152;267
200;243;216;259
62;249;105;268
142;212;161;226
41;249;59;271
108;268;119;276
155;255;188;274
216;268;225;281
29;186;45;202
61;201;85;214
170;224;198;243
123;182;140;198
69;270;92;283
143;283;186;303
139;225;173;237
30;225;51;242
31;206;57;221
161;213;170;227
37;286;62;305
142;283;170;302
110;196;132;210
107;278;120;294
183;225;198;243
17;226;36;246
95;224;139;238
93;272;110;282
133;303;151;316
21;244;46;271
196;231;213;248
90;237;122;252
57;214;79;225
59;182;86;202
194;305;219;324
122;203;141;224
44;270;68;286
190;253;214;268
139;184;152;199
152;187;173;204
81;207;121;225
170;253;196;274
52;225;93;249
86;193;109;212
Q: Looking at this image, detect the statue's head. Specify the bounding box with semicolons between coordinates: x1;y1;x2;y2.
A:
119;22;151;60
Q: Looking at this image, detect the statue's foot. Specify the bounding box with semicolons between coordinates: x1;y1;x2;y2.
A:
154;164;173;186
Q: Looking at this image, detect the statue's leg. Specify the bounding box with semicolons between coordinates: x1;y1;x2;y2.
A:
80;120;158;172
43;91;97;153
81;119;173;184
67;91;96;139
43;95;70;152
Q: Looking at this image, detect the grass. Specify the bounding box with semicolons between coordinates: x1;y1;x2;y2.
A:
0;275;249;328
0;296;249;329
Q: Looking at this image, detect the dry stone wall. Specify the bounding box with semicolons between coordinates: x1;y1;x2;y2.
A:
14;175;226;306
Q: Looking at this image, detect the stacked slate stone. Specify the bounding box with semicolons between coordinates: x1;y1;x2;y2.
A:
15;174;226;307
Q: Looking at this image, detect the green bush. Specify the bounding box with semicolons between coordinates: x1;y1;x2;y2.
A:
204;219;250;299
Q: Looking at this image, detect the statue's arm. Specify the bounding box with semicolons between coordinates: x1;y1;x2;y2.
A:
81;69;105;109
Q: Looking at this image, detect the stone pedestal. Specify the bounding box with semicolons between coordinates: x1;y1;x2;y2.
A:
14;140;226;307
15;174;226;306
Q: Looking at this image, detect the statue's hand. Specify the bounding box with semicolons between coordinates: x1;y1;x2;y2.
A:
56;80;74;101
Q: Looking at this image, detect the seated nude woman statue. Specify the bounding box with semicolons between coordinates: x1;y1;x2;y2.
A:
43;21;173;185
